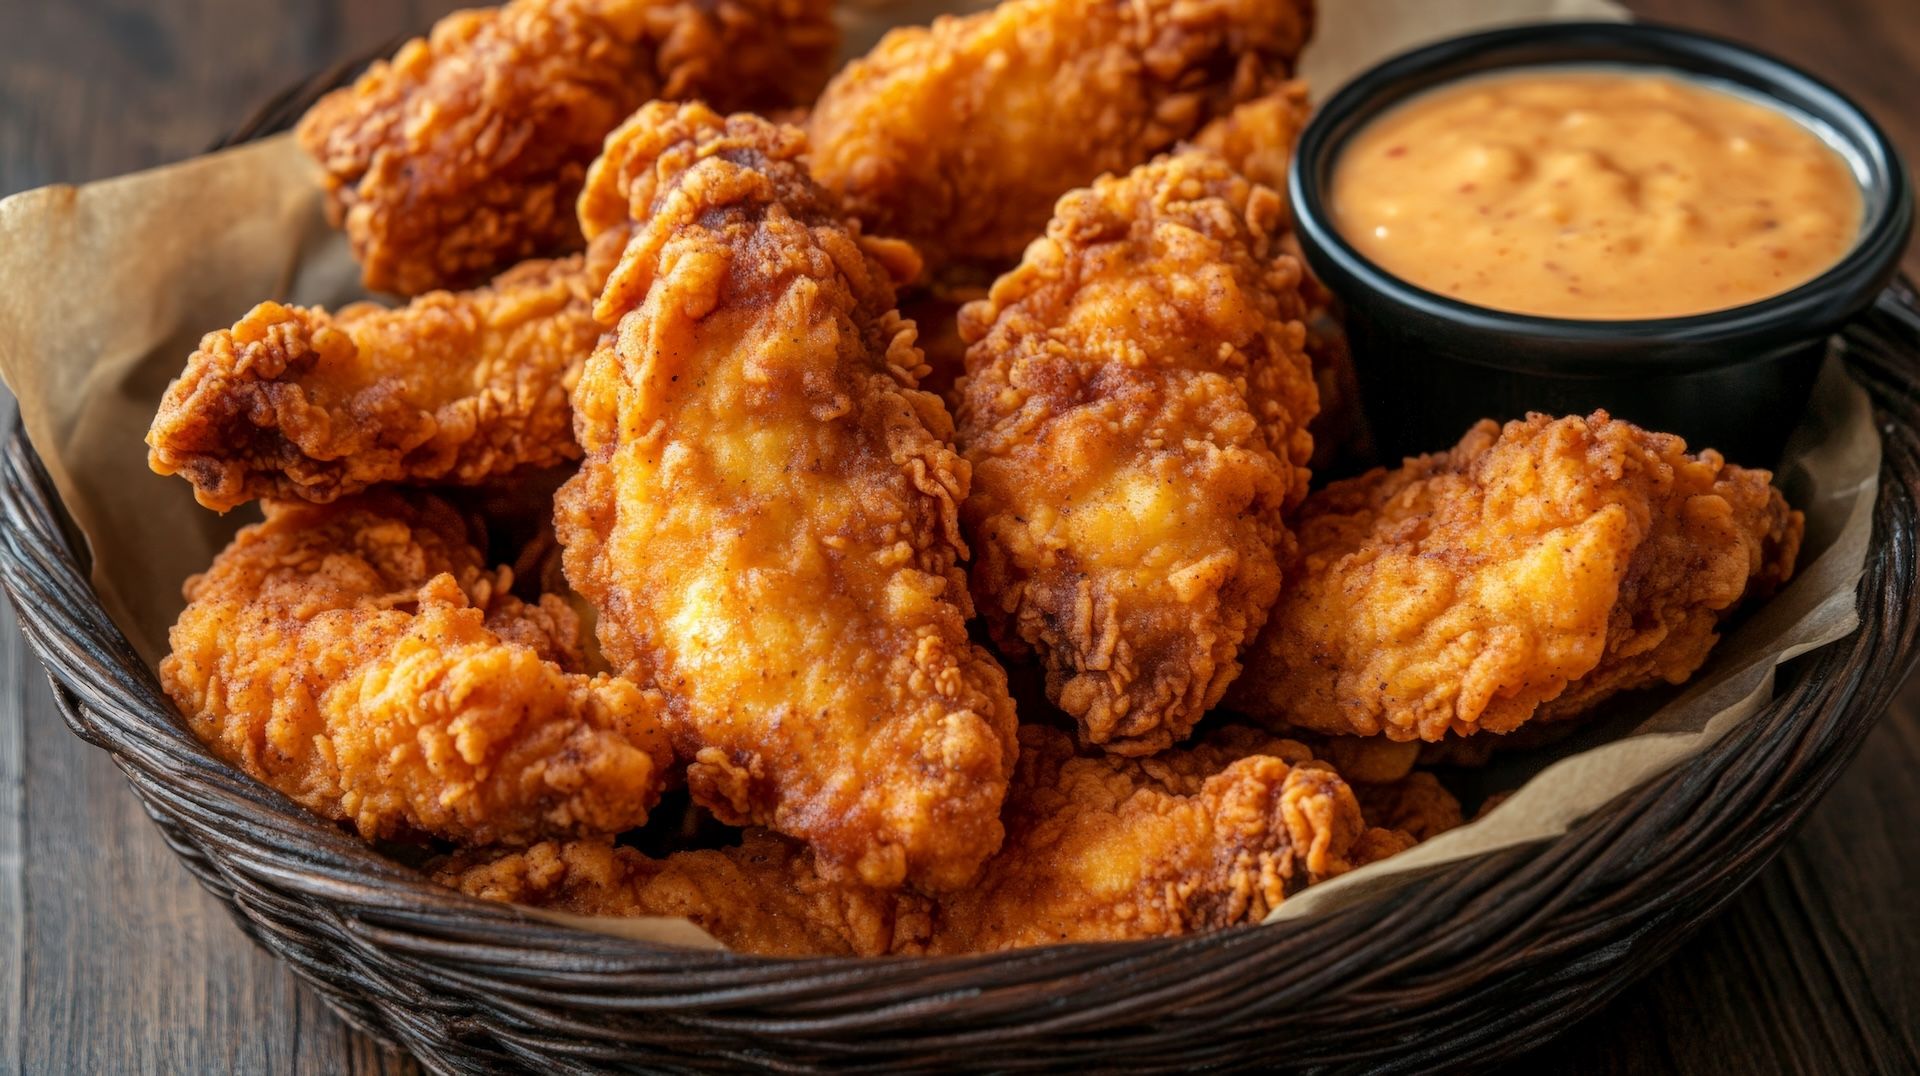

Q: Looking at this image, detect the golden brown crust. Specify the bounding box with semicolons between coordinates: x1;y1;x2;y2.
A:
914;725;1373;953
1228;412;1806;741
1353;772;1464;843
145;240;628;511
955;149;1318;754
435;832;926;956
896;288;976;407
297;0;838;295
159;493;672;845
438;725;1412;955
1190;82;1372;472
555;102;1017;893
806;0;1314;281
1188;81;1313;215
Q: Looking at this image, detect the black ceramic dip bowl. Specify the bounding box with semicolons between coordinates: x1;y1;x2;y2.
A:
1288;21;1912;466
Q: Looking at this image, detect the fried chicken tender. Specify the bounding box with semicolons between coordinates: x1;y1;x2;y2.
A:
918;725;1384;952
955;149;1318;755
435;831;921;956
160;493;672;845
1228;412;1806;742
147;236;624;511
555;103;1019;893
806;0;1315;281
298;0;838;295
438;724;1414;955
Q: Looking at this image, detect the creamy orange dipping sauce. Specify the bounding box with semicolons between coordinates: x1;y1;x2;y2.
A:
1330;69;1864;319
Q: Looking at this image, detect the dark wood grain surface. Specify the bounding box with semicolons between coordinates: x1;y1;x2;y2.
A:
0;2;1915;1073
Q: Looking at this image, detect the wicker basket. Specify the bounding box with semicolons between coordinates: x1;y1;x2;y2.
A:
3;57;1919;1072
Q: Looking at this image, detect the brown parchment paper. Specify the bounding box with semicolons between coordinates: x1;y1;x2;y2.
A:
0;0;1880;953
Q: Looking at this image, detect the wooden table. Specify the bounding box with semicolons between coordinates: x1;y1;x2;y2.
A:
1;1;1915;1071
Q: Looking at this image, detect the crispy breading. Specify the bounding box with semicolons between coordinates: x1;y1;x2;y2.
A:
1223;731;1464;844
160;493;672;845
1285;733;1421;785
1229;412;1805;741
438;725;1415;955
1353;772;1464;843
1189;81;1314;216
955;149;1318;754
555;103;1019;893
147;236;624;511
1190;82;1372;472
806;0;1314;281
917;725;1376;952
298;0;837;295
896;289;975;405
435;831;925;957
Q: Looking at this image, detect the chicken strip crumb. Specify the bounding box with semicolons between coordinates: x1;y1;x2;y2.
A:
161;493;671;845
1229;412;1805;741
956;148;1318;755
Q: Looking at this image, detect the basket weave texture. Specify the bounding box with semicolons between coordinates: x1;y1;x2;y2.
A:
2;57;1918;1073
